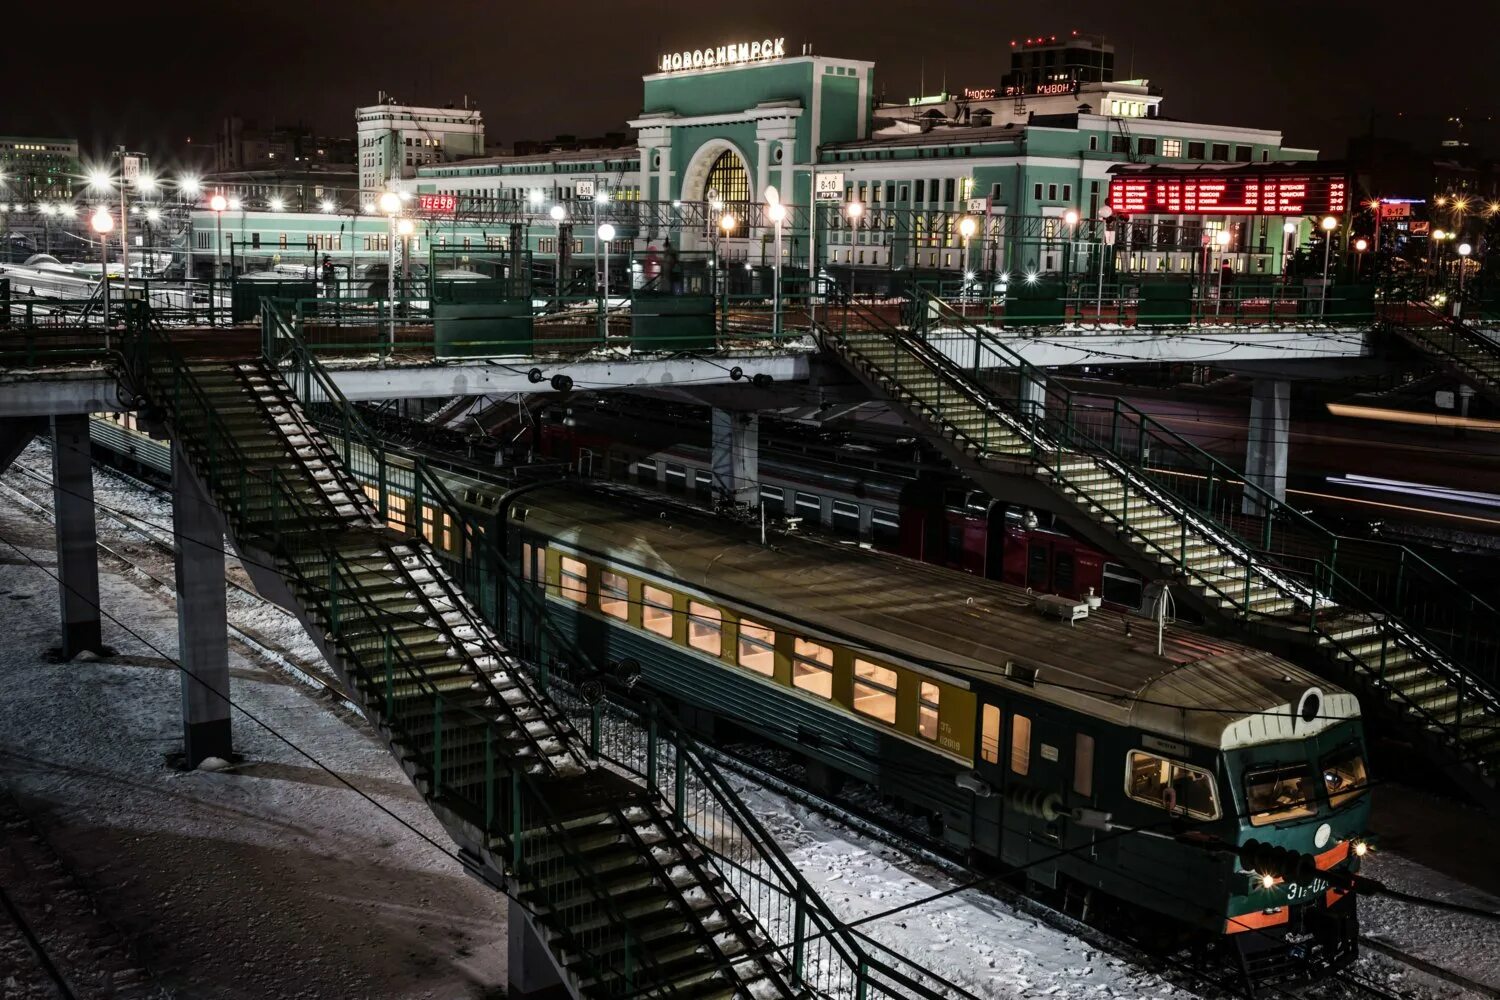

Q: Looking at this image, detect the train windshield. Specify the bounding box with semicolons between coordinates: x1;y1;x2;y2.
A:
1245;765;1318;826
1320;745;1370;810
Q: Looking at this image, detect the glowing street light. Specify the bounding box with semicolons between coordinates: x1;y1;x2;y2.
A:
720;212;737;235
269;196;285;212
320;199;335;214
179;176;201;197
1458;242;1474;301
87;168;113;193
548;203;566;222
91;208;114;328
209;194;228;292
598;222;617;329
765;185;786;337
1319;216;1339;317
845;199;864;220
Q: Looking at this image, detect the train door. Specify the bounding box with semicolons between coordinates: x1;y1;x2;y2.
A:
1026;538;1052;591
1000;706;1072;889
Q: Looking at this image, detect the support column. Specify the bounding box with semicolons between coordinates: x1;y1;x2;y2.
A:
710;409;759;507
173;443;232;767
508;898;565;999
50;414;102;659
1243;378;1290;517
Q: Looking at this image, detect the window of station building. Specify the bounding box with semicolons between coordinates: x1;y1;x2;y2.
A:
1129;751;1220;821
831;500;860;536
599;569;629;620
1062;184;1072;201
1235;144;1253;162
1211;143;1230;161
1074;734;1095;797
1188;141;1206;159
919;682;941;741
1010;713;1032;775
792;638;834;699
1137;137;1157;156
687;601;722;655
1033;182;1043;201
795;492;822;523
1110;134;1130;154
1162;138;1182;157
944;178;956;202
737;619;776;676
914;179;925;202
705;149;751;208
560;556;588;604
1088;135;1099;151
980;704;1002;764
852;659;898;723
642;584;674;638
1046;183;1058;201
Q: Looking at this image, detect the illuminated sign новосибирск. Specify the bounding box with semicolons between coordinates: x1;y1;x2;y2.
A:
659;38;786;73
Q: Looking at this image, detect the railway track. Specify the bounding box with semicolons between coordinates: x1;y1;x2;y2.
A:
3;454;1491;1000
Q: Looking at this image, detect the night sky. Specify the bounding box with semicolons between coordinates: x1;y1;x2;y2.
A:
9;0;1496;167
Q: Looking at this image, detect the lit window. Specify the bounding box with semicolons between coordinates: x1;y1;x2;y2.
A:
600;570;629;620
1129;751;1221;821
1245;765;1317;826
792;638;833;699
918;682;941;741
1074;733;1095;797
642;585;674;637
560;556;588;605
688;601;722;655
1010;714;1032;775
1162;139;1182;157
1321;747;1369;810
737;619;776;676
981;705;1001;764
853;659;898;724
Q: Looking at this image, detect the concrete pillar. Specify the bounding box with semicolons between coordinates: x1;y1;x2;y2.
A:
508;898;565;999
710;409;759;507
0;418;41;474
50;414;103;659
1243;378;1290;517
173;444;232;766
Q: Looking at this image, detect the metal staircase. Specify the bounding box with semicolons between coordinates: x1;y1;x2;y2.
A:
817;290;1500;807
1388;307;1500;404
120;323;795;999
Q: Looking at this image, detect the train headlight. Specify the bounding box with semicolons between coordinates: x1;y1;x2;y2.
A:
1353;840;1368;858
1260;873;1276;890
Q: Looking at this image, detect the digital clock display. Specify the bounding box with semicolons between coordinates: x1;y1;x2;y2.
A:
1107;167;1349;217
417;193;458;216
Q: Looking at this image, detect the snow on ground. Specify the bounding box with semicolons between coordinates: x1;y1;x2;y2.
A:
0;474;507;998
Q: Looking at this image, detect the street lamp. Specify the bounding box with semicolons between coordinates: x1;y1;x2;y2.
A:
598;222;617;337
91;207;114;328
959;215;979;296
378;191;403;350
209;194;228;304
1319;215;1338;317
1214;228;1233;315
1353;237;1369;280
765;186;786;338
1458;242;1473;304
1282;220;1299;281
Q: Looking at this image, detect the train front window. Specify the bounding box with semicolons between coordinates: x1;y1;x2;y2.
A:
793;638;834;699
853;659;898;723
737;619;776;676
1320;747;1369;810
1126;751;1220;821
1245;765;1317;826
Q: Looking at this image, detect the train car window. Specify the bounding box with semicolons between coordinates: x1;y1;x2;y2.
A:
560;557;589;605
688;601;722;655
1010;714;1033;775
599;570;629;620
978;707;1002;761
792;638;834;699
946;522;964;558
1320;746;1369;810
981;704;1002;764
1073;734;1095;797
1054;552;1075;595
832;500;860;536
694;470;713;496
1027;545;1049;589
852;659;898;723
635;459;657;486
664;464;688;492
642;585;674;637
871;509;900;547
1127;751;1221;821
737;619;776;676
795;492;823;522
522;543;534;582
918;682;941;741
760;486;785;514
1102;564;1143;611
1245;765;1317;826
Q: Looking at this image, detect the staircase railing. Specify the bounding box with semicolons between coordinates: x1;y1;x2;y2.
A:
818;291;1500;753
265;298;983;999
1387;302;1500;385
121;322;703;997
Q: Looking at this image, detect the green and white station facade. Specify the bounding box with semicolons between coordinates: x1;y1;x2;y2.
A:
188;35;1325;281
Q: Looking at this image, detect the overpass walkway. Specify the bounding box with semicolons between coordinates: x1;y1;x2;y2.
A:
817;290;1500;810
1388;308;1500;405
80;302;978;1000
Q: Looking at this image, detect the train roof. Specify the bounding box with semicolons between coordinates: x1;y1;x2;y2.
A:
514;485;1359;753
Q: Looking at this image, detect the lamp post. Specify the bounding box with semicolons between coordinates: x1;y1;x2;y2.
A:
90;207;113;330
209;194;228;323
598;222;616;338
1214;228;1232;316
594;188;610;294
1458;242;1473;311
378;190;403;352
1096;205;1114;321
959;215;978;305
1353;237;1369;281
1319;215;1338;317
1431;228;1446;285
1282;220;1298;283
397;217;415;317
765;186;786;338
549;203;567;307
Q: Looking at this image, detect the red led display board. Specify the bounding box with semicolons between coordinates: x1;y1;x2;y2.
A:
417;193;458;216
1107;168;1348;217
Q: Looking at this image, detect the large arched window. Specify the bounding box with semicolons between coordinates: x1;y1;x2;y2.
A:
704;149;750;208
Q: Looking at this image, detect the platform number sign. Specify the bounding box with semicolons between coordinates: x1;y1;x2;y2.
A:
121;155;141;188
575;180;595;200
815;172;845;201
